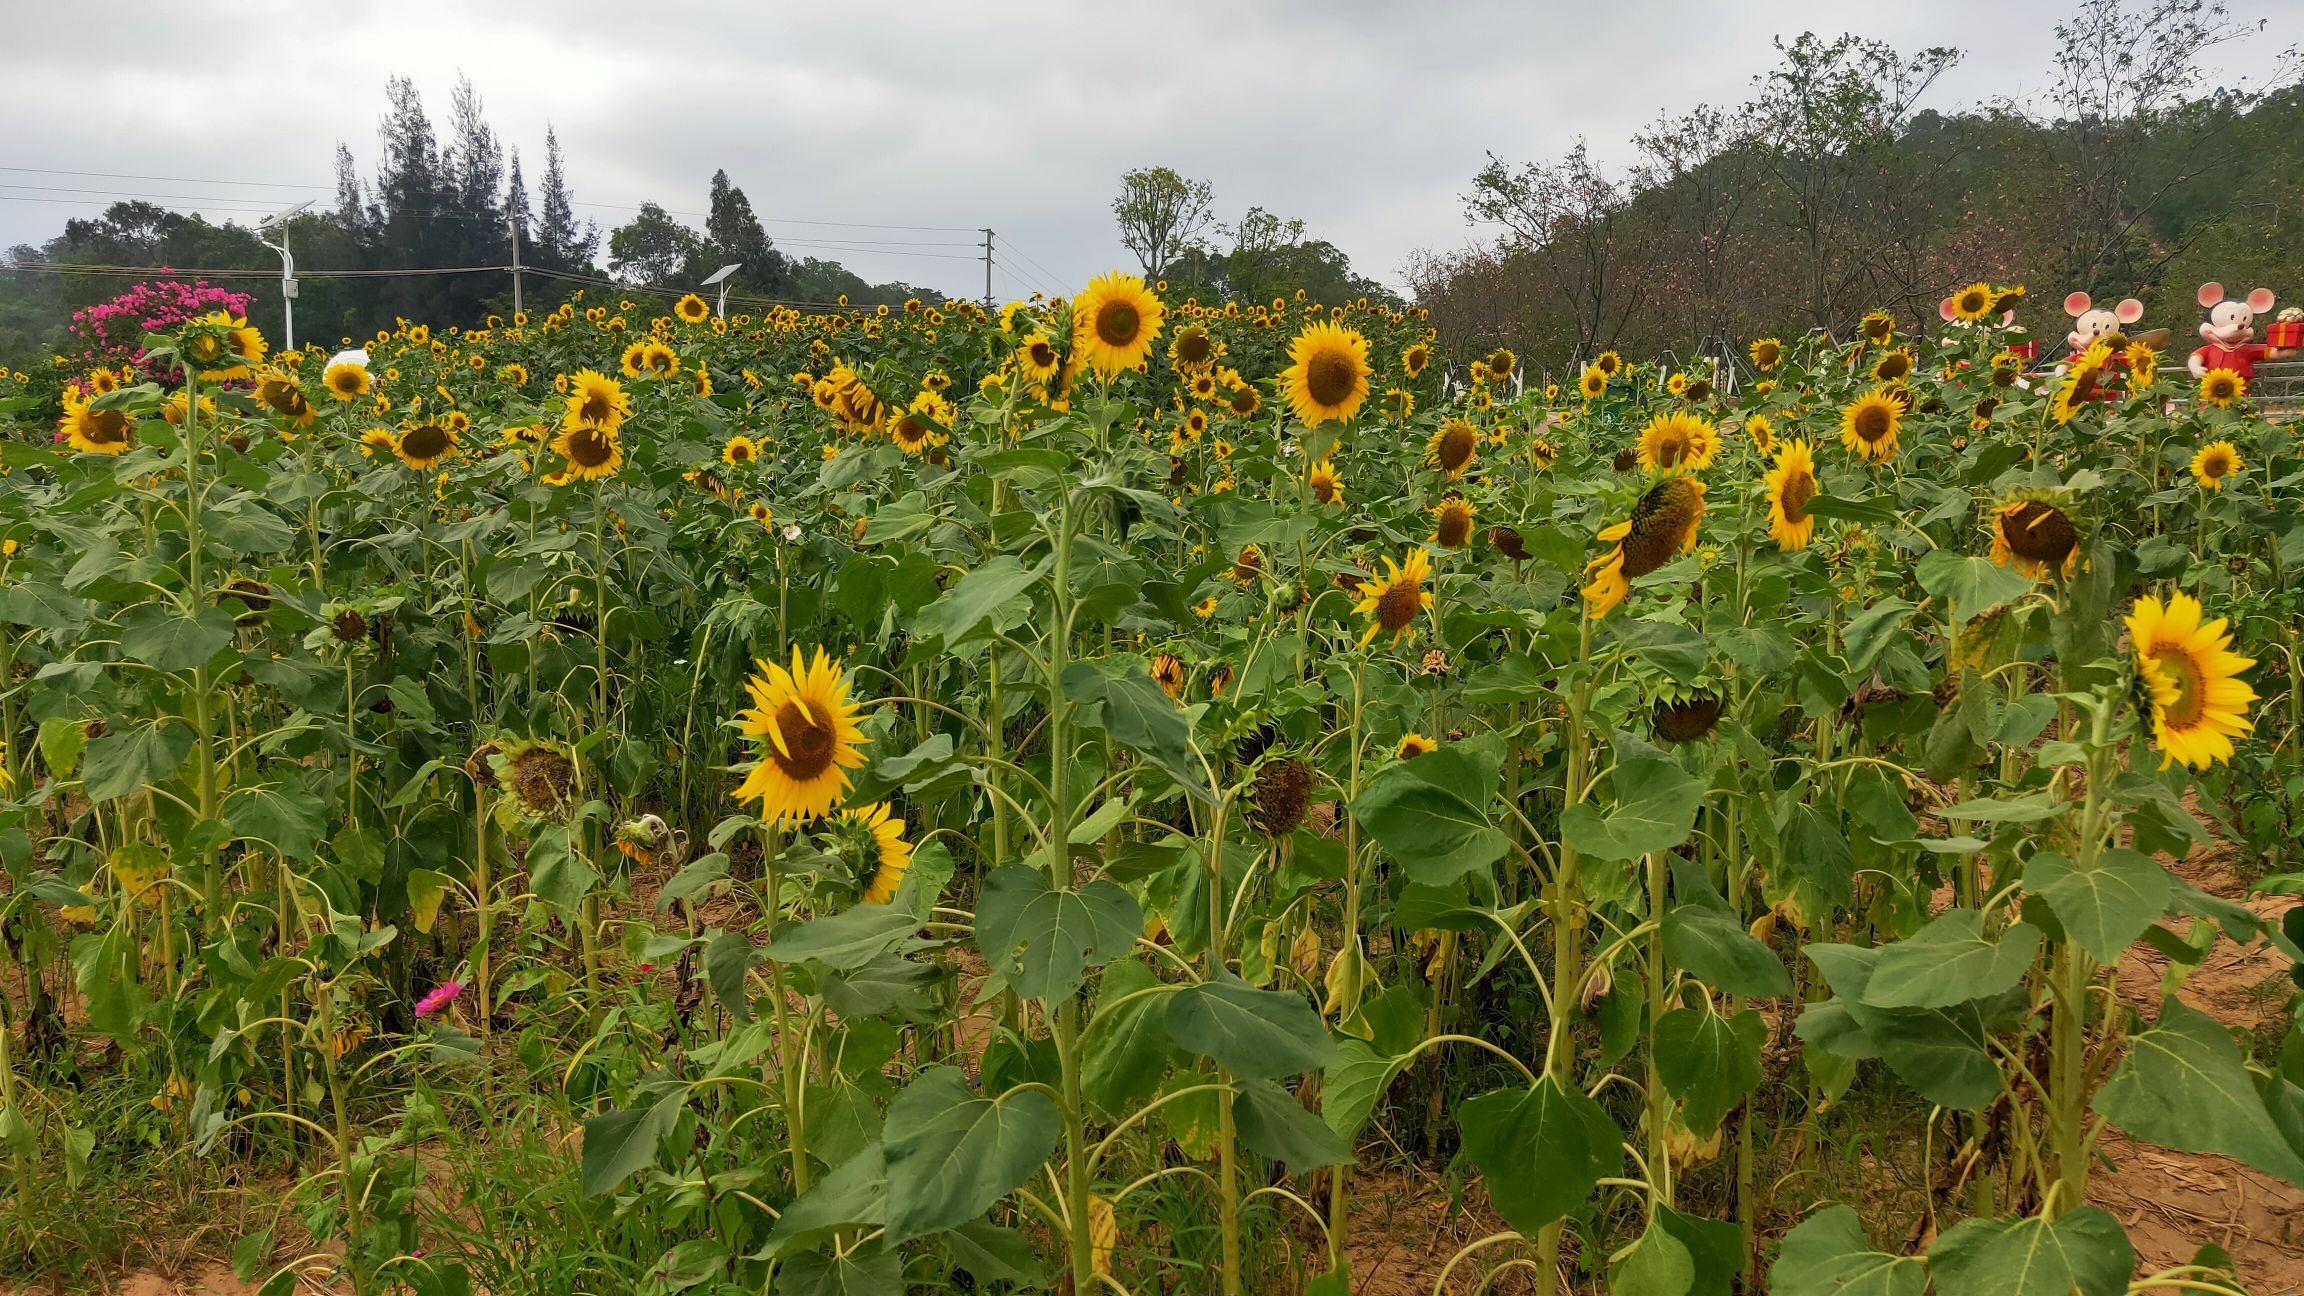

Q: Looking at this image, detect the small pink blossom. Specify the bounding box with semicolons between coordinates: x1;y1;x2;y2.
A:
414;981;464;1019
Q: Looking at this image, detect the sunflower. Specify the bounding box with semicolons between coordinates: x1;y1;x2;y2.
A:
1989;500;2079;579
60;395;133;455
394;421;458;470
2126;590;2255;770
1745;414;1776;456
1352;548;1434;647
845;803;916;904
1395;733;1437;759
2125;341;2159;388
1072;272;1166;377
1529;437;1558;470
1428;418;1479;477
1839;387;1903;463
2190;440;2242;490
1431;494;1476;549
642;343;680;378
1232;544;1265;586
1280;321;1373;426
2198;367;2245;407
619;340;650;378
1150;652;1185;699
2051;341;2115;423
1859;311;1895;344
1764;440;1819;551
550;422;624;481
722;435;760;467
733;647;870;822
1636;411;1719;474
1485;347;1516;379
564;369;630;433
675;293;711;324
1666;372;1689;396
1308;457;1342;505
1948;282;1995;322
1870;346;1915;383
1402;342;1433;377
254;372;317;426
1168;324;1218;371
1748;337;1782;370
358;428;397;460
891;391;952;456
1183;409;1210;440
1578;365;1608;400
1228;385;1262;418
323;361;372;401
1583;476;1706;619
1594;350;1623;376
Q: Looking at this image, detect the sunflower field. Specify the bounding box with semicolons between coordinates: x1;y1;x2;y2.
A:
0;273;2301;1296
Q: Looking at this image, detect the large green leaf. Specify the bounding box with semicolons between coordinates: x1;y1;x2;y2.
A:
1655;1009;1764;1136
1349;737;1509;884
1082;959;1182;1115
910;555;1041;643
2026;848;2170;964
881;1065;1060;1244
776;1250;902;1295
1925;1207;2131;1296
1560;758;1704;862
1610;1220;1694;1296
1165;977;1338;1079
760;1144;886;1257
1062;656;1213;803
1233;1076;1352;1172
1915;551;2034;624
223;783;328;859
1864;910;2041;1010
1807;944;2006;1110
973;864;1141;1002
1457;1076;1623;1235
118;603;238;672
1322;1038;1408;1138
1663;906;1791;997
2094;996;2304;1183
82;719;194;803
762;904;919;972
1771;1205;1926;1296
580;1090;684;1196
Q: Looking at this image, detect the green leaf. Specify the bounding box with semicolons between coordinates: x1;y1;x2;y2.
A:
1322;1037;1407;1138
1655;1205;1744;1296
763;904;919;972
1807;943;2006;1110
580;1091;684;1196
912;555;1040;643
82;719;194;803
944;1219;1047;1287
1349;736;1509;884
2027;848;2170;964
881;1065;1061;1244
1083;959;1181;1115
1233;1076;1353;1172
1865;911;2041;1010
36;717;86;779
0;582;94;630
777;1250;902;1296
820;951;940;1019
1916;551;2034;623
761;1144;886;1257
1936;792;2062;823
1560;758;1704;862
2095;996;2304;1184
973;864;1142;1002
1458;1077;1622;1234
1655;1009;1764;1136
1165;977;1338;1079
1062;656;1213;804
118;603;237;672
1610;1220;1695;1296
1925;1207;2132;1296
1839;598;1916;672
1771;1205;1927;1296
404;868;451;933
703;930;755;1024
222;783;327;858
1663;906;1791;997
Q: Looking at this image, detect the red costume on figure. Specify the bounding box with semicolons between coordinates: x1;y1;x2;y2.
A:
2190;340;2271;382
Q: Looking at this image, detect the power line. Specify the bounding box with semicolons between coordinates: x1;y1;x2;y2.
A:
0;165;326;191
999;237;1075;296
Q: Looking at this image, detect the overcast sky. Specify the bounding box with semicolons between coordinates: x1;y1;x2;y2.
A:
2;1;2294;303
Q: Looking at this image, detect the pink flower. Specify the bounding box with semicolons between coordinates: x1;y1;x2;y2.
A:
414;981;464;1019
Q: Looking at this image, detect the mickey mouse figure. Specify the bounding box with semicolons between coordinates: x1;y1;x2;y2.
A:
2187;282;2293;381
2062;291;2144;359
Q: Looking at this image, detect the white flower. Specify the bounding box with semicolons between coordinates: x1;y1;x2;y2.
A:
781;523;802;542
328;347;370;369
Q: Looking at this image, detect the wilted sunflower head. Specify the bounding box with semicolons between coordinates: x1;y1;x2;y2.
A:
1489;525;1530;560
1653;692;1725;743
1429;418;1479;476
1991;498;2080;578
1611;447;1640;473
1619;475;1707;580
1150;651;1186;699
1232;544;1265;585
501;741;578;817
1248;755;1316;838
1431;494;1476;549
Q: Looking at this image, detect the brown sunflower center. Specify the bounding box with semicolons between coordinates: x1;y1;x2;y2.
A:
1755;342;1780;365
1778;469;1817;522
1177;331;1211;364
1853;405;1893;443
1305;348;1359;408
2148;645;2207;727
770;700;838;780
1095;299;1141;347
1436;503;1473;548
2203;451;2230;477
86;408;131;445
1375;577;1423;631
1654;430;1690;466
1654;695;1724;742
565;426;616;468
402;425;451;460
1622;479;1702;579
2003;502;2076;565
1958;289;1988;314
1438;426;1476;472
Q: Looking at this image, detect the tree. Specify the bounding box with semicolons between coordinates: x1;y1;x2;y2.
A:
1465;141;1654;358
704;169;789;297
607;202;705;289
535;125;599;272
1112;167;1216;280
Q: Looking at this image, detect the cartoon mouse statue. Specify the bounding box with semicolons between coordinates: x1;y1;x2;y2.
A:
2062;292;2144;357
2187;283;2294;381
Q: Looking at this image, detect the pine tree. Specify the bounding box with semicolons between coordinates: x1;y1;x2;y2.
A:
444;75;506;319
704;170;788;296
535;125;598;272
332;143;369;238
371;75;452;319
505;149;531;267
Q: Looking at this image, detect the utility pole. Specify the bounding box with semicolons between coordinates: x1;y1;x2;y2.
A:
981;228;994;311
256;200;311;354
508;208;523;317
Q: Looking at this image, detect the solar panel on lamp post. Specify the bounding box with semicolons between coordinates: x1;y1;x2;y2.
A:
256;199;314;353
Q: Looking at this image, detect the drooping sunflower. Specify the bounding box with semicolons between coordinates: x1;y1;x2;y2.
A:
1308;457;1342;505
2051;341;2115;423
733;647;870;822
2190;440;2242;490
1989;499;2079;579
254;372;316;427
1870;346;1916;383
1578;365;1609;400
675;293;711;325
1402;342;1433;378
60;395;134;455
845;803;916;904
1636;411;1719;474
1279;321;1372;426
550;422;624;481
1428;417;1480;477
323;361;372;401
1839;387;1903;463
1582;476;1706;619
1748;338;1782;370
1764;439;1819;551
1948;282;1995;323
394;421;458;470
1352;548;1434;647
1072;272;1166;377
2126;590;2255;771
1431;495;1476;549
2198;367;2245;407
564;369;630;433
1150;652;1185;699
722;435;760;468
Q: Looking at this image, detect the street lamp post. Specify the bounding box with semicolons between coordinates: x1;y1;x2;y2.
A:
256;199;313;353
702;262;744;319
